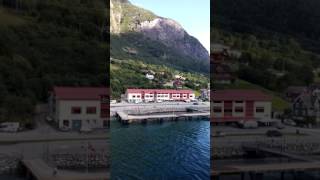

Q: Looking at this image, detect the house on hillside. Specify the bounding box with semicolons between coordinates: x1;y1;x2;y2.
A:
292;88;320;122
285;86;306;102
173;79;183;89
174;74;186;81
212;89;272;125
49;87;109;131
200;89;210;100
145;73;154;80
213;63;234;84
211;51;235;84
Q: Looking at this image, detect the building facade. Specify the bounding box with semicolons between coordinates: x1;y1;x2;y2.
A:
200;89;210;100
126;89;195;103
211;90;272;123
292;88;320;122
49;87;109;130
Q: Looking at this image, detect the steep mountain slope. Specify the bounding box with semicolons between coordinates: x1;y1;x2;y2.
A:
110;0;209;73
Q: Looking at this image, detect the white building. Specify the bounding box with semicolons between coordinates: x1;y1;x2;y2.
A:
49;87;109;131
145;73;155;80
126;89;195;103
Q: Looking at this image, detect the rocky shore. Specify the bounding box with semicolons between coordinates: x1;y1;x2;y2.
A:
0;154;20;175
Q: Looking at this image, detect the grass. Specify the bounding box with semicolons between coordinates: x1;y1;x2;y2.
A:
0;8;26;26
215;79;290;112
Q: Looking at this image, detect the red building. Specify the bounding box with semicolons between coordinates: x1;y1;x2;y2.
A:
211;90;272;123
126;89;195;103
49;87;109;130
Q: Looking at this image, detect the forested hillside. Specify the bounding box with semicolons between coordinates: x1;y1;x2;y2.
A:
212;0;320;92
0;0;107;123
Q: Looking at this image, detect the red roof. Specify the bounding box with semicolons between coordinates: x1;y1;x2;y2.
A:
213;89;272;101
126;89;193;94
53;87;108;100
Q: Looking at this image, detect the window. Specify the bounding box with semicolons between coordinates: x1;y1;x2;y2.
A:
224;108;232;116
63;120;69;127
213;101;222;103
235;101;243;103
235;107;244;113
137;95;141;98
132;95;136;98
256;107;265;113
71;107;81;114
146;95;149;98
86;107;97;114
189;95;193;97
213;107;222;113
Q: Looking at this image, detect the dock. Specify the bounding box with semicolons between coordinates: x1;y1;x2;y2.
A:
21;159;110;180
116;110;209;124
212;162;320;179
212;144;320;179
242;144;317;162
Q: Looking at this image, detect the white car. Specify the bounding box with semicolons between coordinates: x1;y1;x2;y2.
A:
0;122;20;133
80;127;92;133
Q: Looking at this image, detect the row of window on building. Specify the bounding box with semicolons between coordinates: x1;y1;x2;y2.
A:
213;107;265;113
71;107;97;114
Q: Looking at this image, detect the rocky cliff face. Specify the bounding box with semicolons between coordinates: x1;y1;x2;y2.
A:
138;18;209;61
110;0;209;64
110;0;122;34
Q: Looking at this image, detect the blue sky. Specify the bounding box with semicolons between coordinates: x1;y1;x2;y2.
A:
130;0;210;52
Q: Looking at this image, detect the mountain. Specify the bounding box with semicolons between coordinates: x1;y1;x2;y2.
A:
110;0;209;73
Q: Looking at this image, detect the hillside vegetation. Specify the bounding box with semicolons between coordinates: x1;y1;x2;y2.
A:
0;0;107;124
212;0;320;94
110;58;209;99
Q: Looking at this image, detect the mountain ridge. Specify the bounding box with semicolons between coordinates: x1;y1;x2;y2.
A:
110;0;209;73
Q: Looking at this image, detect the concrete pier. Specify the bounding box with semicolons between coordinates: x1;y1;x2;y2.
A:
116;110;209;124
21;159;110;180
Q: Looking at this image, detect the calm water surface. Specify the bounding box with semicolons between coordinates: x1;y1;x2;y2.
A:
111;120;210;180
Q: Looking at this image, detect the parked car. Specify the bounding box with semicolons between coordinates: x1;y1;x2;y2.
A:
283;119;296;126
213;131;226;137
193;102;199;105
266;130;282;137
276;122;285;129
80;127;92;133
46;116;53;122
0;122;20;133
239;121;258;129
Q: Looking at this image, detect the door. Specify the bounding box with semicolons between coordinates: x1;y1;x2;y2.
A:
72;120;82;130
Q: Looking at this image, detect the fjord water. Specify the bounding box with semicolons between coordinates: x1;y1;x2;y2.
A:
111;120;210;179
